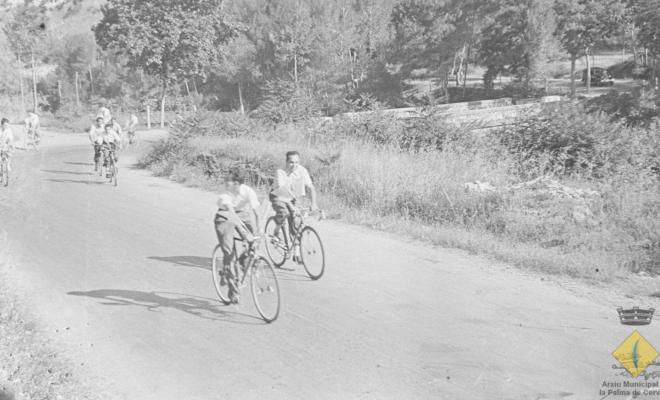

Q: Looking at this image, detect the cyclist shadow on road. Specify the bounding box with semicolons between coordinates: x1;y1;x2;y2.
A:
67;289;264;325
148;256;211;271
42;169;95;176
45;178;106;185
64;162;94;166
148;255;310;281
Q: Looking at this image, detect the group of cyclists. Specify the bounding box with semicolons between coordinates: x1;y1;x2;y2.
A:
214;150;319;303
88;106;139;176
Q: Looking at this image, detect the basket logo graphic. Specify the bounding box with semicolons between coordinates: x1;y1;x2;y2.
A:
612;331;659;378
617;307;654;325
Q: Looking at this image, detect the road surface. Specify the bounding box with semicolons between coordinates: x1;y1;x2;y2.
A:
1;129;659;400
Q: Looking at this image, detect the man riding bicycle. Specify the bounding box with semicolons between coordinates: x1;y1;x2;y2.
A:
125;113;138;144
89;117;106;171
0;118;15;171
24;112;40;146
214;168;260;304
100;123;121;170
269;151;318;259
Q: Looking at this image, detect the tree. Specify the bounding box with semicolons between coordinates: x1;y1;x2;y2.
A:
554;0;625;97
479;0;559;92
214;33;261;113
635;0;660;82
3;2;50;113
95;0;236;126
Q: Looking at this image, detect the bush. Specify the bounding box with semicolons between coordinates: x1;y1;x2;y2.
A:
585;89;660;128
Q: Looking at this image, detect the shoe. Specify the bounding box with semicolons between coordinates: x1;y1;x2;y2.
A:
292;244;302;263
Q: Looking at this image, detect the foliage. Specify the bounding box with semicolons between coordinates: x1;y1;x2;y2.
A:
585;89;660;128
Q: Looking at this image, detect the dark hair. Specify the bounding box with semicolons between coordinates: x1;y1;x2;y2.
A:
1;118;8;124
96;116;104;122
226;167;248;184
285;150;300;161
104;123;114;129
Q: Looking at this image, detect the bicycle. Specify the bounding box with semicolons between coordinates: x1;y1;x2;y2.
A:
264;206;326;280
100;144;118;187
0;150;10;187
25;127;39;150
211;231;281;323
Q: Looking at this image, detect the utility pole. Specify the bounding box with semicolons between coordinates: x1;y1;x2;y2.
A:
31;52;38;113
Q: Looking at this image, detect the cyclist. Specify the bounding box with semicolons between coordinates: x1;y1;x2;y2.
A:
100;123;122;172
269;150;318;259
24;112;40;146
214;167;260;303
89;117;106;171
97;106;111;124
109;117;123;140
125;113;138;145
0;118;15;172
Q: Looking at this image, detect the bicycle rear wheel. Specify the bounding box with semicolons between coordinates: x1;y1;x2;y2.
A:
264;216;288;267
1;162;7;187
250;256;280;323
211;245;232;305
299;226;325;280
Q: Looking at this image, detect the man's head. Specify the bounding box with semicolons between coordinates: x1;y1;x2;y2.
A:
285;151;300;173
225;167;248;190
104;124;114;134
1;118;8;128
96;117;104;127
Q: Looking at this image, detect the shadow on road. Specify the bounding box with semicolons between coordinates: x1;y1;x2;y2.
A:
67;289;264;325
45;178;106;185
42;169;94;176
148;256;212;271
64;162;94;166
149;255;310;281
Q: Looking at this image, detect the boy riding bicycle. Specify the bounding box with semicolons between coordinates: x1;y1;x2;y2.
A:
100;123;122;171
214;168;260;303
89;117;106;171
269;151;318;259
24;112;39;146
0;118;15;171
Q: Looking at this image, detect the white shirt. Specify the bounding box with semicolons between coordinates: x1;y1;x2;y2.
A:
217;184;260;213
127;115;138;130
24;113;39;129
101;130;121;144
89;125;105;144
274;165;312;200
0;127;14;148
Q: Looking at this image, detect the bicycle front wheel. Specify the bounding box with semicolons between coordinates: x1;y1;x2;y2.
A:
250;256;280;323
112;164;118;187
299;226;325;280
264;216;288;267
211;245;232;305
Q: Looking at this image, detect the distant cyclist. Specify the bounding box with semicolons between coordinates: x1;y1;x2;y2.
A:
109;117;123;141
89;117;106;171
24;112;40;146
0;118;15;171
214;167;260;303
269;151;318;257
125;113;138;145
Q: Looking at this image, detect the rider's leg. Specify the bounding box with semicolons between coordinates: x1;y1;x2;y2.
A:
269;193;290;240
215;215;240;302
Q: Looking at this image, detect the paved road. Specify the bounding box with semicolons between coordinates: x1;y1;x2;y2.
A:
0;130;658;399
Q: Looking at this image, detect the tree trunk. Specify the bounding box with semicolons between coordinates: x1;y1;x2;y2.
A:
570;54;576;98
294;53;298;84
18;56;25;114
31;53;38;113
160;81;167;128
192;78;198;94
585;48;591;93
462;44;471;100
75;71;80;109
88;64;94;99
238;81;245;115
184;80;191;96
57;80;62;103
444;71;449;104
